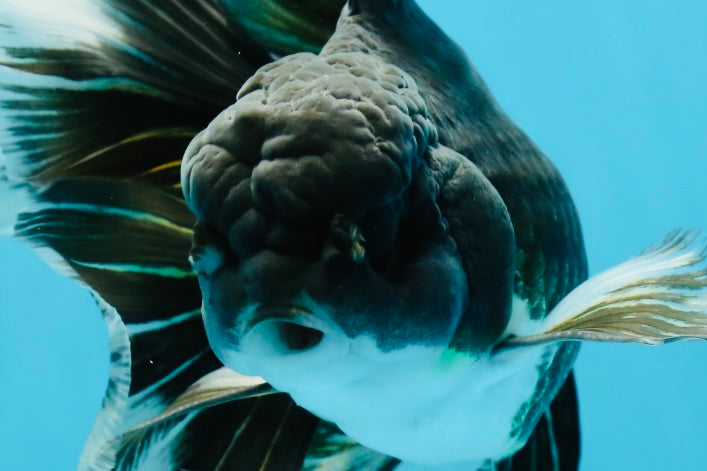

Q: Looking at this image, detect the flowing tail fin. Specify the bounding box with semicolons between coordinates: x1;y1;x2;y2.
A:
0;150;31;236
0;1;394;469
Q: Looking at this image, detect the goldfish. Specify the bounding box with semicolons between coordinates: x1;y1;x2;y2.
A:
1;1;706;469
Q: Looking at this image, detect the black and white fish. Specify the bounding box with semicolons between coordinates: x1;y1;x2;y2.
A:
1;1;706;470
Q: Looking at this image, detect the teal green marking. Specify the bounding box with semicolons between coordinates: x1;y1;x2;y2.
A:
126;309;202;335
130;349;210;402
69;259;196;278
41;202;193;236
436;347;479;372
65;127;197;172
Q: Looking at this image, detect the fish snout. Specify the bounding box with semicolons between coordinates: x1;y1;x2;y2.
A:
241;306;326;356
220;304;351;386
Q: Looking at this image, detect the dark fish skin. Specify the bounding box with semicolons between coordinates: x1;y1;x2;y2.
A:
181;0;585;466
330;0;588;319
182;0;584;361
181;50;514;357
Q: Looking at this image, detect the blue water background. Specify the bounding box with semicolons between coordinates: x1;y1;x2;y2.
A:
1;1;706;469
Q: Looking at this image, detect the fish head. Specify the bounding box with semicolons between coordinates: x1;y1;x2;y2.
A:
180;52;512;393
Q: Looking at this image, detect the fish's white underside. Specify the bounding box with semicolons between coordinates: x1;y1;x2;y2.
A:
221;296;556;466
503;295;541;338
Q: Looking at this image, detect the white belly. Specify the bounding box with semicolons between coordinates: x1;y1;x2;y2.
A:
274;338;561;466
227;296;573;466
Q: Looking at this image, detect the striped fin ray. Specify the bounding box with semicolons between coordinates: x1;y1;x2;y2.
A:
12;179;218;463
0;0;349;186
0;0;271;184
131;367;276;429
222;0;345;55
0;149;32;235
113;395;319;470
1;1;401;469
108;368;320;471
120;365;400;470
503;230;707;347
11;176;327;469
497;371;580;471
303;421;400;471
0;0;269;97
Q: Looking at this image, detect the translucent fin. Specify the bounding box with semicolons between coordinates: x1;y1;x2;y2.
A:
124;370;403;471
5;175;326;470
0;0;268;98
11;179;209;466
0;2;482;469
0;150;31;236
497;371;580;471
129;368;401;471
222;0;345;55
113;395;319;470
303;421;400;471
502;230;707;348
132;367;275;431
0;0;270;184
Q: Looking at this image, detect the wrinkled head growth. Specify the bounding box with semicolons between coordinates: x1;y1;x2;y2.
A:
182;51;438;242
180;50;474;410
180;33;519;468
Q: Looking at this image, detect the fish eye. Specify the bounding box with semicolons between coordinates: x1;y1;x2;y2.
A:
189;222;231;276
188;245;225;276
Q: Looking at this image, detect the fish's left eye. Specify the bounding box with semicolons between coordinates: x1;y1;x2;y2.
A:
189;222;230;276
189;245;225;276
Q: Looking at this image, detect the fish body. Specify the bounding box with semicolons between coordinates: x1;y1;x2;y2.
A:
2;1;707;470
181;1;584;466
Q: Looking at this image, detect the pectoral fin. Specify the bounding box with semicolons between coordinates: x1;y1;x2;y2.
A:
501;230;707;349
130;367;276;432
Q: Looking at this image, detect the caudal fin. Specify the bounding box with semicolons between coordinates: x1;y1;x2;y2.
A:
0;0;354;469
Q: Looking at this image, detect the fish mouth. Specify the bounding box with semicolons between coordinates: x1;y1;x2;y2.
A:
241;305;331;356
